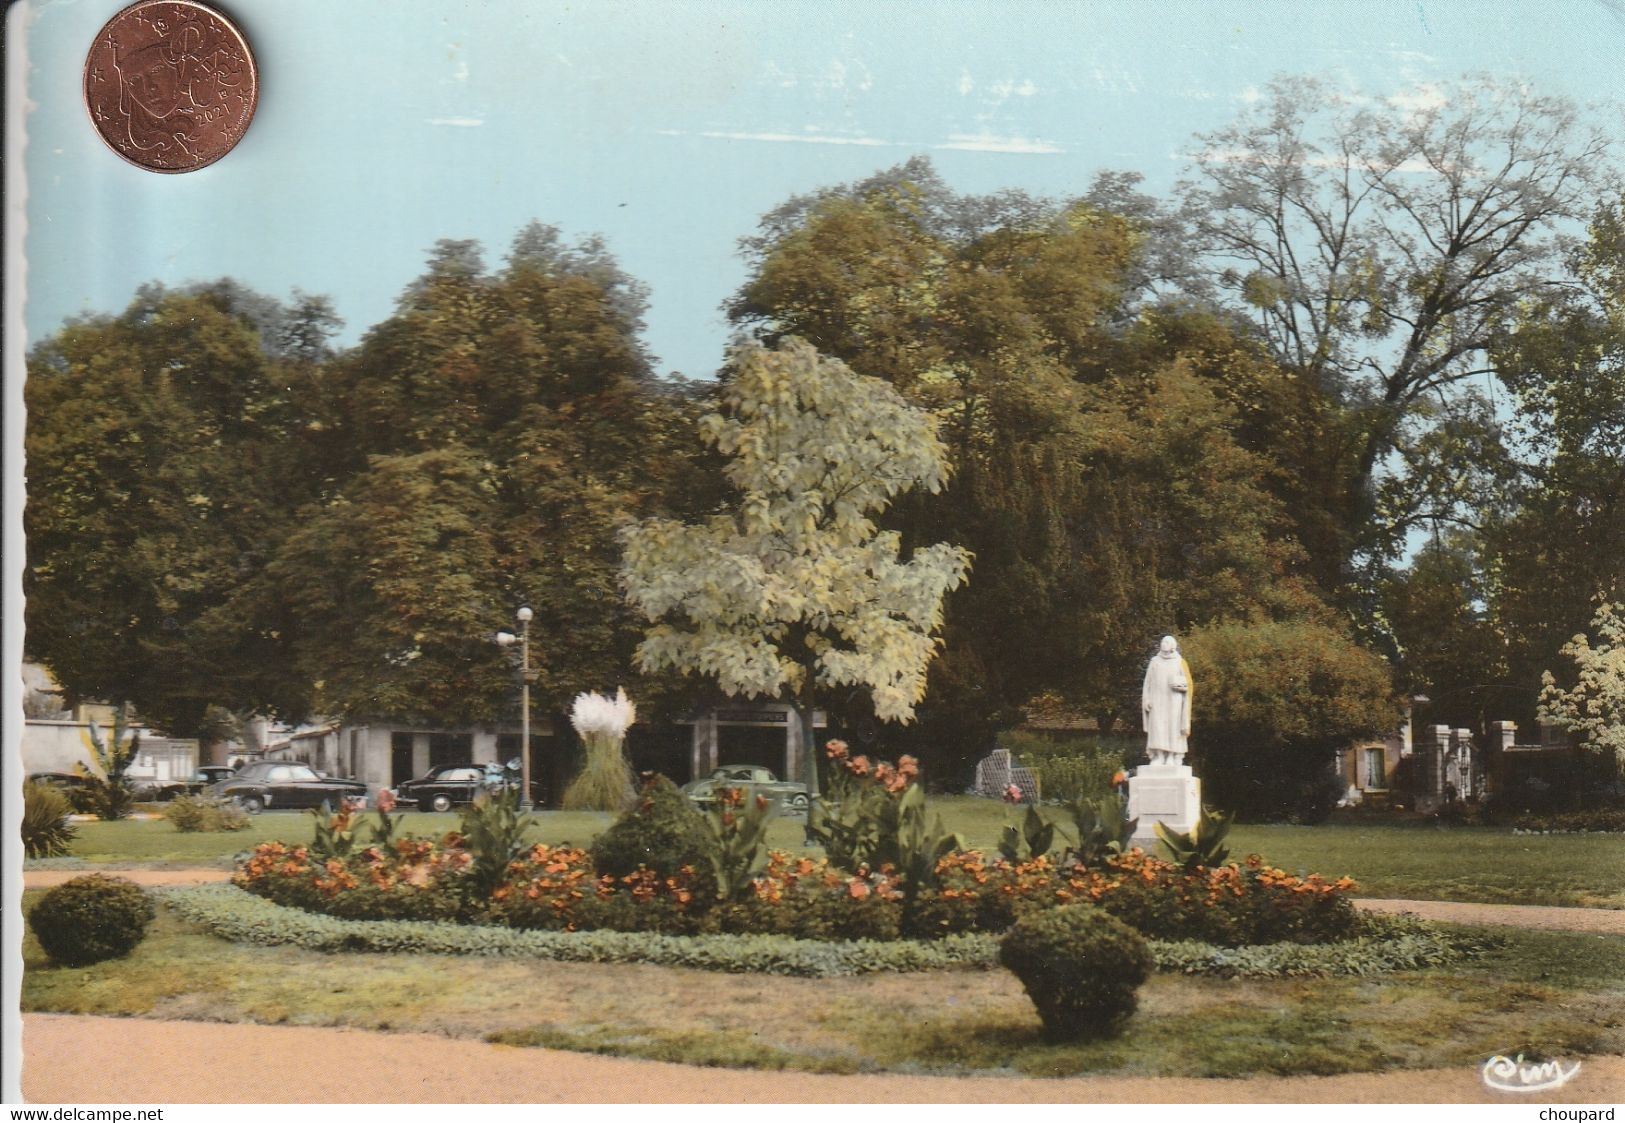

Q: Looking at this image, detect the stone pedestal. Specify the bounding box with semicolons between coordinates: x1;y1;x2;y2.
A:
1127;763;1200;845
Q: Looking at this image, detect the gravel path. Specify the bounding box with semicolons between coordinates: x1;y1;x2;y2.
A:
20;1014;1624;1104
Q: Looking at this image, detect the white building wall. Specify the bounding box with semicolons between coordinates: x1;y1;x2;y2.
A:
21;719;197;788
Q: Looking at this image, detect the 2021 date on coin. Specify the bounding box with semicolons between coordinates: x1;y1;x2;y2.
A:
84;0;258;173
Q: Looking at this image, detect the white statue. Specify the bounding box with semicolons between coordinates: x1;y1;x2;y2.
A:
1142;635;1193;767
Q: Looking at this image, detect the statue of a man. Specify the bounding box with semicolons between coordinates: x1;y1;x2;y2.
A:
1142;635;1193;767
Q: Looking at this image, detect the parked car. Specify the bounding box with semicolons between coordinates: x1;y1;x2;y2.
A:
207;761;367;812
395;763;498;812
149;765;237;802
25;772;99;811
682;765;809;813
26;771;95;793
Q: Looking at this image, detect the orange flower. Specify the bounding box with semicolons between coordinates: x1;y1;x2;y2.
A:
848;879;871;899
825;739;850;761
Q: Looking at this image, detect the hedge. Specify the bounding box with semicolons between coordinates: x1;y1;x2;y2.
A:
157;884;1475;979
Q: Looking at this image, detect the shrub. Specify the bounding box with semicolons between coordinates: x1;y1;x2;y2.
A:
1155;806;1233;870
907;849;1362;947
1182;619;1397;822
590;775;719;902
486;844;712;935
1065;850;1361;946
562;688;638;812
1027;750;1127;804
458;788;535;900
164;883;998;976
714;852;905;941
163;794;249;833
27;874;155;966
1061;793;1137;869
76;708;142;821
905;853;1057;939
164;884;1474;979
811;741;959;900
234;838;470;921
1510;807;1625;833
22;781;78;858
701;785;774;901
999;905;1152;1041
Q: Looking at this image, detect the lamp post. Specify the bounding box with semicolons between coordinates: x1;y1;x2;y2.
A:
495;605;536;809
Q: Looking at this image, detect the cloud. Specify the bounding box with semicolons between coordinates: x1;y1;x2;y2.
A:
958;70;974;96
427;116;484;128
988;78;1038;98
1388;82;1449;117
937;132;1062;155
689;129;889;147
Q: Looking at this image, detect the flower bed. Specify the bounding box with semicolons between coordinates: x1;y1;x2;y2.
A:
236;836;1360;947
161;883;1477;979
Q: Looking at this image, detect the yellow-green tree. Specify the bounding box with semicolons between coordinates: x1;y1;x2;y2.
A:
1540;602;1625;766
619;340;971;813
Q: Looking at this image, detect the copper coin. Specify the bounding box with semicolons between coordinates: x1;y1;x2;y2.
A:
83;0;258;173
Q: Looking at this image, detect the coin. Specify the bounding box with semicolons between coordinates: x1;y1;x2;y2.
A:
83;0;258;173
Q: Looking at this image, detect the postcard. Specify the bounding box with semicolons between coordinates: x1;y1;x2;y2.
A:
6;0;1624;1111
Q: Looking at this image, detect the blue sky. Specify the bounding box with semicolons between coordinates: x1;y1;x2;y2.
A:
16;0;1625;379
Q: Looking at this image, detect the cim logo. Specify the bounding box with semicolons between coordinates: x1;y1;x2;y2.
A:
1481;1053;1582;1094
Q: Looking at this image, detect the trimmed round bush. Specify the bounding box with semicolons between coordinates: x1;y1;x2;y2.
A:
590;775;719;901
28;874;156;966
999;904;1152;1041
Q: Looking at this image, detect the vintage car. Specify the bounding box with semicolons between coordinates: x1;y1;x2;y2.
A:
206;761;367;813
681;765;809;813
394;762;513;812
149;765;237;801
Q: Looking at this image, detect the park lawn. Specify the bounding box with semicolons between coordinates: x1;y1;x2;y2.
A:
43;797;1625;909
19;891;1625;1078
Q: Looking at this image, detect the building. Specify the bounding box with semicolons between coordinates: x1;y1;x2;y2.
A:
22;717;198;793
263;701;828;805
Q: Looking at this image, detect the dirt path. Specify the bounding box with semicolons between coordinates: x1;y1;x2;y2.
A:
23;867;1625;934
19;1013;1623;1104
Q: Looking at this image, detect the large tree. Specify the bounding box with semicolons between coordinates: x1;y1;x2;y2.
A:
244;224;705;725
620;339;971;803
1179;75;1613;602
23;284;335;734
25;224;707;733
1480;198;1625;724
730;159;1345;773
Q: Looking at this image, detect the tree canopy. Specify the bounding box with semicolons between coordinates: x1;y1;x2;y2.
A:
620;339;971;725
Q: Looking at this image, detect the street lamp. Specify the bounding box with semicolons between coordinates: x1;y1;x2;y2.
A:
495;605;536;809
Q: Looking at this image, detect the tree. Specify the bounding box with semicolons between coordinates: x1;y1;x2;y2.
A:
731;159;1344;775
244;224;702;727
1539;602;1625;766
24;283;335;734
619;339;971;815
1181;619;1398;822
25;225;704;735
1378;533;1510;729
1180;75;1613;599
1481;198;1625;723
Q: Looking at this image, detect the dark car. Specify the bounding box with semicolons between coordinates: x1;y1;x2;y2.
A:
25;771;99;811
26;771;95;793
150;765;237;802
207;761;367;813
682;765;809;813
395;762;510;812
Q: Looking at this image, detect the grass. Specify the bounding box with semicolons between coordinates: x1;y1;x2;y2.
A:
39;796;1625;909
20;890;1625;1078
